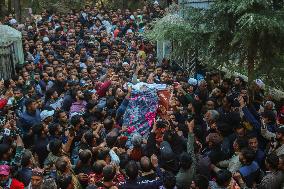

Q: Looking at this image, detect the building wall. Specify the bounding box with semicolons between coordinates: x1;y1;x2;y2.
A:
178;0;213;9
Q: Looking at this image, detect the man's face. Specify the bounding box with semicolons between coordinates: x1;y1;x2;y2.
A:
28;87;35;97
90;69;97;79
160;73;167;82
276;132;283;143
77;91;84;100
34;73;40;81
236;127;245;137
31;175;43;188
86;58;95;66
9;79;16;88
248;137;258;151
204;111;212;123
47;54;54;62
56;73;64;82
63;52;70;59
23;72;30;81
42;73;49;81
116;88;125;98
96;63;103;71
199;82;207;91
234;78;241;85
222;81;229;89
52;61;59;68
206;100;215;110
45;66;54;75
81;69;88;78
59;112;68;123
14;90;23;100
122;63;130;71
25;63;33;71
29;102;38;112
0;174;9;185
155;68;162;76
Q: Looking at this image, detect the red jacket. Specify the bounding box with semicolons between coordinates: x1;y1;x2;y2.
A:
0;98;8;109
10;179;24;189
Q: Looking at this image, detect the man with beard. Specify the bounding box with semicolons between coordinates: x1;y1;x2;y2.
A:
51;72;66;96
27;168;44;189
262;125;284;156
70;90;87;116
55;110;69;129
0;165;24;189
7;88;26;117
247;134;265;167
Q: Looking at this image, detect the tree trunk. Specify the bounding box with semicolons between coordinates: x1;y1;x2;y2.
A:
0;0;5;18
14;0;21;22
247;56;255;105
8;0;12;12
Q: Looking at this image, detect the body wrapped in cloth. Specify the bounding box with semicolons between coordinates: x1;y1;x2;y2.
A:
122;86;159;145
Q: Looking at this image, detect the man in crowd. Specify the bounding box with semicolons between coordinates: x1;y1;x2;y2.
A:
0;2;283;189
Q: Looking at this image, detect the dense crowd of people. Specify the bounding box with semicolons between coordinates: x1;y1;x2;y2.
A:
0;2;284;189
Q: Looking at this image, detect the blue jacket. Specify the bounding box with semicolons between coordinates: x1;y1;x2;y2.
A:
18;109;41;134
239;161;261;188
17;167;32;186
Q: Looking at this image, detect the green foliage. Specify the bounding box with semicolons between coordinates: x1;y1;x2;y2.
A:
146;1;284;90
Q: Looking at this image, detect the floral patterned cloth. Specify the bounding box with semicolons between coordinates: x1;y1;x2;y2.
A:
122;87;158;141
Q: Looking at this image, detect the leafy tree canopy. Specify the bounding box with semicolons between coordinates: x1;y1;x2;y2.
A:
146;0;284;90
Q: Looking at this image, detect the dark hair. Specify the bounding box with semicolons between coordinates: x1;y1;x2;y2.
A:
216;169;232;187
13;87;23;93
49;139;62;155
4;79;12;88
93;161;104;174
42;177;57;189
103;117;114;131
103;165;116;182
45;88;57;103
55;157;68;173
56;174;72;189
266;153;279;170
125;161;138;180
162;171;176;189
241;148;256;164
194;174;209;189
84;131;94;144
48;123;60;136
97;149;110;161
21;150;33;167
235;137;248;150
247;133;258;141
119;153;129;169
32;123;44;136
70;114;82;126
79;150;92;164
25;98;36;108
179;152;192;170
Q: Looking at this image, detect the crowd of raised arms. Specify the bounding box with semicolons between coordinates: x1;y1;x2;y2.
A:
0;2;283;189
